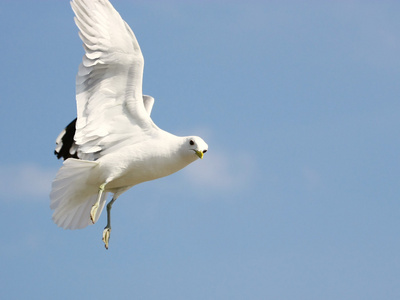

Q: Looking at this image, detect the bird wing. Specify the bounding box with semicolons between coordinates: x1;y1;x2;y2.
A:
54;94;155;161
71;0;156;160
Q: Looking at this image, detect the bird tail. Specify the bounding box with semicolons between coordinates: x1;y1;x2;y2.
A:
50;159;108;230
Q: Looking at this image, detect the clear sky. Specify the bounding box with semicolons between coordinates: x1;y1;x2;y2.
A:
1;1;399;299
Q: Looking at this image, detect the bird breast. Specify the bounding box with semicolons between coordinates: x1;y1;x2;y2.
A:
95;140;194;191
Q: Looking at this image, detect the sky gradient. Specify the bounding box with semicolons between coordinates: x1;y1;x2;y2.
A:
1;1;399;299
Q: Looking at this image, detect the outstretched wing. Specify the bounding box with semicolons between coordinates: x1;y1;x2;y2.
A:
71;0;155;160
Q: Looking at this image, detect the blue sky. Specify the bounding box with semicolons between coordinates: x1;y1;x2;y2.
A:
1;1;399;299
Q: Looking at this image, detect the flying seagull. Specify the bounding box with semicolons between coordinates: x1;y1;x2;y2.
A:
50;0;208;249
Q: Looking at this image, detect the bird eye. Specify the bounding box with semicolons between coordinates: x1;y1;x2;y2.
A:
189;140;194;146
203;150;207;153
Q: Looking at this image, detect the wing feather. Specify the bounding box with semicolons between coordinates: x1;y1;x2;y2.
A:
70;0;154;160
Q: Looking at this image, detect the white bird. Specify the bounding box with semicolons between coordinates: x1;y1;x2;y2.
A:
50;0;208;249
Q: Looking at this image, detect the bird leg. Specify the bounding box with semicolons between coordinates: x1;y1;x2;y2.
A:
90;183;106;224
102;196;117;250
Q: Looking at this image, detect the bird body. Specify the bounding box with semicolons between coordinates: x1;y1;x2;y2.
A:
94;134;202;191
50;0;208;248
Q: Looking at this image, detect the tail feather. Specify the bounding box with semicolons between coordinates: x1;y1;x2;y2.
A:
50;159;107;230
74;194;106;228
53;192;107;229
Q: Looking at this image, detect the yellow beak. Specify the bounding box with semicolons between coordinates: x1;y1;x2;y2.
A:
195;150;204;159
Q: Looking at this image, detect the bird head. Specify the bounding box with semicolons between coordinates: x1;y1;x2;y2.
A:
187;136;208;159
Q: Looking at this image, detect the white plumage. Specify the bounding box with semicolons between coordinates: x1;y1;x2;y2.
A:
50;0;208;248
51;159;105;229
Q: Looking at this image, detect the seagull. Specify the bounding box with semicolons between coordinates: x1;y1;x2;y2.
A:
50;0;208;249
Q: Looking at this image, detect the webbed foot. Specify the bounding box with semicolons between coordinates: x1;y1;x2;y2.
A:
102;227;111;250
90;183;106;224
90;203;99;224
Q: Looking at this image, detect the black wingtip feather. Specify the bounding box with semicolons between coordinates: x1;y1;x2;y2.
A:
54;118;79;160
